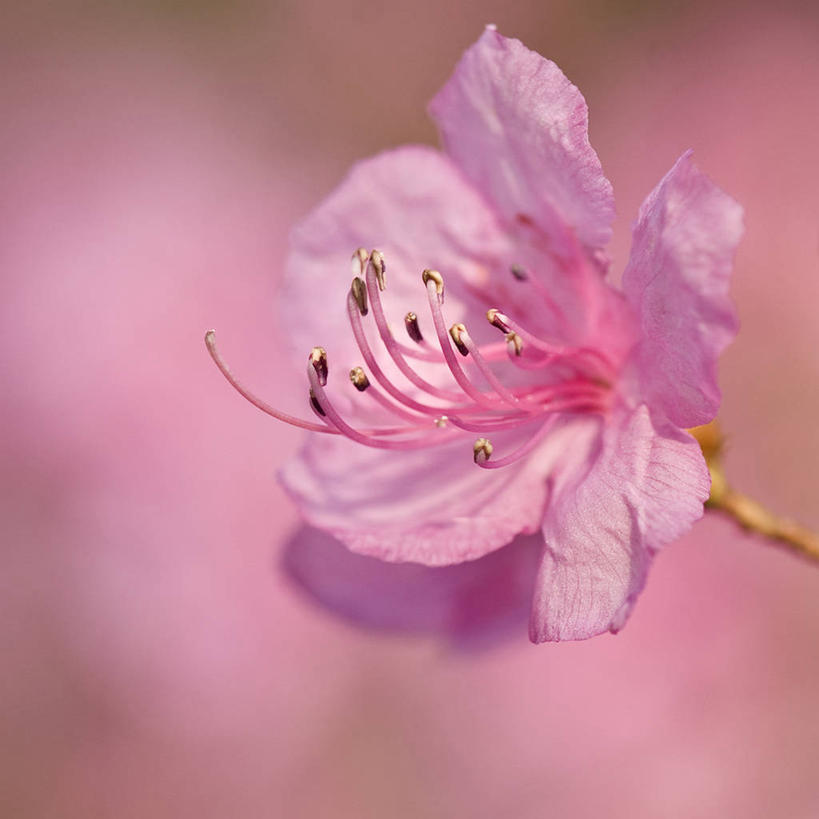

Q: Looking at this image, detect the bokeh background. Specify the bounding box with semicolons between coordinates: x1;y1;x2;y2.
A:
2;1;818;816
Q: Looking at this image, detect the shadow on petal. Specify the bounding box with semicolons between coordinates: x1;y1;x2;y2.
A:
281;526;542;649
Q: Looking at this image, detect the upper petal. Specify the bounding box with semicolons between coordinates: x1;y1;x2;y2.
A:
622;152;743;428
282;525;541;647
280;417;597;566
282;144;509;369
530;405;710;643
429;26;614;259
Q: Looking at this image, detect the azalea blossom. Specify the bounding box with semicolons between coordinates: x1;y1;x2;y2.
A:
208;26;742;641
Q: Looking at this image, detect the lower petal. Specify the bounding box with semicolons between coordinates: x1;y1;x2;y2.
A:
530;405;710;642
280;417;597;566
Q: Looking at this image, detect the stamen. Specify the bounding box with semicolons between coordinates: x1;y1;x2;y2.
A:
351;276;369;316
356;255;439;364
369;249;386;291
449;412;545;433
486;308;511;333
358;378;433;423
307;358;457;450
489;311;560;355
345;289;473;415
351;247;369;277
506;332;523;357
488;310;612;377
422;268;444;300
445;379;607;436
354;257;439;365
458;328;522;406
209;242;617;469
404;311;423;343
425;277;514;411
349;366;370;392
309;346;328;386
309;388;326;417
474;417;559;470
363;257;466;402
449;323;469;356
473;438;493;464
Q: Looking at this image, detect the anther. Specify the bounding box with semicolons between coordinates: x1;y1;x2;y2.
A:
510;264;528;281
309;346;328;386
435;415;449;428
349;366;370;392
506;332;523;357
351;248;369;277
473;437;493;464
422;268;444;298
369;249;386;291
449;323;469;356
404;311;423;343
351;276;369;315
309;388;326;417
486;308;511;333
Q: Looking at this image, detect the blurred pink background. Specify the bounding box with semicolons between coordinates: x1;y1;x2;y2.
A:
2;1;818;817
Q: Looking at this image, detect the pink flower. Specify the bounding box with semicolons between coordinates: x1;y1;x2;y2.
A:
211;26;742;641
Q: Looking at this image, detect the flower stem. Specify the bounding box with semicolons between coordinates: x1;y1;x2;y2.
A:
690;421;819;564
707;484;819;562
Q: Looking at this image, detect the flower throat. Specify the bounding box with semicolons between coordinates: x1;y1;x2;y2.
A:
206;249;613;468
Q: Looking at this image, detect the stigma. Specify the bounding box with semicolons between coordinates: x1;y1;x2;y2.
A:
206;248;615;467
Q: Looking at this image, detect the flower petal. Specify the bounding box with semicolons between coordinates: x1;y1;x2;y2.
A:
429;26;614;258
280;417;597;566
530;405;710;642
623;151;743;428
282;144;509;369
282;526;541;646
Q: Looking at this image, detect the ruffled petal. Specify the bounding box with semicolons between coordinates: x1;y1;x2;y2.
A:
429;26;614;259
282;526;541;647
280;417;598;566
282;144;509;369
530;405;710;642
623;151;743;428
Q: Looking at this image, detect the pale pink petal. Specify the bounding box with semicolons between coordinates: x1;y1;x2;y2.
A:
429;26;614;259
530;405;710;642
282;144;509;370
282;526;541;646
623;151;743;428
280;418;598;566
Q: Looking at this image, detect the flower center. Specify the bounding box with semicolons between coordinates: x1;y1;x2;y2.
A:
206;249;614;468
